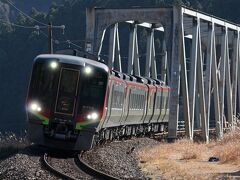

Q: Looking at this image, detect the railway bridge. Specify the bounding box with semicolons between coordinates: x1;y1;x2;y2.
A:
84;5;240;142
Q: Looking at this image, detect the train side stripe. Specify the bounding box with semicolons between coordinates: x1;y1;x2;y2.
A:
30;111;49;125
76;121;99;130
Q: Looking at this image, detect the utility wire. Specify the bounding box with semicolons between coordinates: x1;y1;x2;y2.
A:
39;29;83;50
0;19;64;38
0;19;39;29
5;0;48;26
5;0;65;29
61;33;83;49
65;40;83;49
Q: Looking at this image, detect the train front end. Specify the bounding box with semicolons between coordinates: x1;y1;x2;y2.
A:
26;54;108;150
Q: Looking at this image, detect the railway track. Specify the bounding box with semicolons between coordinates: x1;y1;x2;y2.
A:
42;152;119;180
42;128;229;180
42;153;78;180
75;152;119;180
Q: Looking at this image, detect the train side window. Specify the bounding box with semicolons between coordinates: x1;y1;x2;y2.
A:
135;94;137;110
136;94;138;110
139;95;142;110
120;90;124;108
139;95;141;110
111;88;116;108
151;93;154;108
141;94;144;110
134;93;136;110
159;95;162;109
129;90;133;110
119;91;123;107
132;93;134;110
149;93;151;110
139;94;142;110
155;95;158;110
113;88;124;109
117;91;120;108
159;94;161;109
131;93;133;110
139;94;141;109
161;92;165;110
158;95;160;109
165;92;169;109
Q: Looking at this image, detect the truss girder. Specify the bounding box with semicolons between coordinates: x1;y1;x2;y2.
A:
85;5;240;141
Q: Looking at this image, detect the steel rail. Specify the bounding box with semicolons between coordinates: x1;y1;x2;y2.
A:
74;152;120;180
42;153;78;180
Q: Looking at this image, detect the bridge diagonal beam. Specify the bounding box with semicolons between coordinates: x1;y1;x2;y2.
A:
188;19;199;139
196;19;208;142
150;33;157;79
115;24;122;72
97;29;106;58
204;24;213;131
108;24;117;71
161;40;168;83
128;23;140;76
211;25;222;138
134;31;140;76
231;33;239;126
219;29;227;131
225;30;234;128
108;23;122;72
145;29;154;77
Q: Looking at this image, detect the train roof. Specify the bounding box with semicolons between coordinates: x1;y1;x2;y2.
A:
35;54;109;72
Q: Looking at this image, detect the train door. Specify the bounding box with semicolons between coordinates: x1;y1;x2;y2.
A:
55;68;80;117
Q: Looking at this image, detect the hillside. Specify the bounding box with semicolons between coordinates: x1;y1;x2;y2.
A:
13;0;62;12
0;0;240;132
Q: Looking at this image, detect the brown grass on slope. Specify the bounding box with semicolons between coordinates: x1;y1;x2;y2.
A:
138;128;240;179
213;126;240;164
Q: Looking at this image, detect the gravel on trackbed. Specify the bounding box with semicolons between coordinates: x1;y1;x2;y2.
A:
0;137;159;179
0;147;56;180
82;137;159;179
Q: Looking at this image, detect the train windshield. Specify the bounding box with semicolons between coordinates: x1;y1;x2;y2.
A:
28;60;59;109
78;69;108;113
55;68;80;115
28;59;108;118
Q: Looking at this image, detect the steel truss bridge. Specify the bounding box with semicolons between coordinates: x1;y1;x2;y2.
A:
85;5;240;142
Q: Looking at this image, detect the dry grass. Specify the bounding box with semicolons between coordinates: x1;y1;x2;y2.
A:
212;126;240;164
138;128;240;179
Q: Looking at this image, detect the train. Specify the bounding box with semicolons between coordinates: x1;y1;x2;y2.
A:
26;51;170;150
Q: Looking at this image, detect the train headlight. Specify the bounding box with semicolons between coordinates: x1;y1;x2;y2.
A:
84;66;92;75
91;112;98;120
86;112;99;121
50;61;58;69
29;102;42;112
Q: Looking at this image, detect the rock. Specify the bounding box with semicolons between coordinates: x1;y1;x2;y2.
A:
35;171;41;177
208;157;220;162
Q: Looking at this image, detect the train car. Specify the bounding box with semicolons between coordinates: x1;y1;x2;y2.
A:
26;53;170;150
